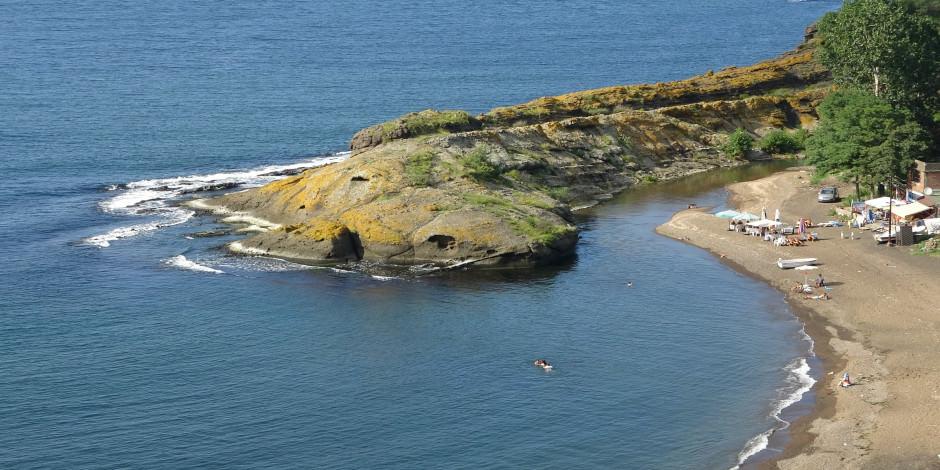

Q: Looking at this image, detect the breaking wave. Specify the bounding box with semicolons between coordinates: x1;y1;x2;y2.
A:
164;255;225;274
82;153;348;247
732;324;817;469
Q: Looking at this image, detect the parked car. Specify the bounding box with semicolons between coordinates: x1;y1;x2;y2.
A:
817;186;839;203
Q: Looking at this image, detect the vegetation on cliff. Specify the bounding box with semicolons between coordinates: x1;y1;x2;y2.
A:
205;31;833;268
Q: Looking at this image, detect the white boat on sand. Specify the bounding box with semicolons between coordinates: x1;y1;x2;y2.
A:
777;257;818;269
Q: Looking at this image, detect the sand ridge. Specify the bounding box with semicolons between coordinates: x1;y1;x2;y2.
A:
657;168;940;469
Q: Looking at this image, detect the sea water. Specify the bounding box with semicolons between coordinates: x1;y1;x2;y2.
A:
1;1;837;468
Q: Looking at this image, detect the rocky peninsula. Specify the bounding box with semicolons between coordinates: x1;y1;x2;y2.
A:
196;30;830;267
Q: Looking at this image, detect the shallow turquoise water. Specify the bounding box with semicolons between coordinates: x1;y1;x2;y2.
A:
1;1;837;468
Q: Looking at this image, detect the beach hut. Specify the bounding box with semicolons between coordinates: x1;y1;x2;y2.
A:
890;201;933;221
864;197;905;211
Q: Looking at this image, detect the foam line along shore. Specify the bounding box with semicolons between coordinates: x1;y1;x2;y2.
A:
658;168;940;469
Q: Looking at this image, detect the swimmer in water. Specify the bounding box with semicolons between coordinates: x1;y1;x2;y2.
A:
627;281;633;287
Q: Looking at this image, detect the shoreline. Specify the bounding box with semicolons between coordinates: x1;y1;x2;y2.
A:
657;168;940;468
666;230;843;468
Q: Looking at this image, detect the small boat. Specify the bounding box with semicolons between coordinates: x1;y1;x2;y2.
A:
777;257;818;269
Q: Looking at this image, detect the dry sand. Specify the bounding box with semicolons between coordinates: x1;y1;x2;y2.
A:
657;168;940;469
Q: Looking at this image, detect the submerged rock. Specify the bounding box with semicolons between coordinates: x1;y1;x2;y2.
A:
189;230;230;238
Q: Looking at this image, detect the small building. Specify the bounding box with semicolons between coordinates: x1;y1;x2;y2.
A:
909;160;940;194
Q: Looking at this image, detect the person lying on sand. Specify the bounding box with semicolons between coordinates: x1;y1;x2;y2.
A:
803;292;831;301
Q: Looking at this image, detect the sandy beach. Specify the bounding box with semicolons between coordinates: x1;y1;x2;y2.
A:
657;168;940;469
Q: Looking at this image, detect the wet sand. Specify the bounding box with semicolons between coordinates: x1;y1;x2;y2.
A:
657;168;940;469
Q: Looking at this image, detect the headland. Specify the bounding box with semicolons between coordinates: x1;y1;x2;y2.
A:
190;29;829;268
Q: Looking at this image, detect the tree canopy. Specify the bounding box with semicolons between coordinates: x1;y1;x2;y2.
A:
817;0;940;118
806;90;931;193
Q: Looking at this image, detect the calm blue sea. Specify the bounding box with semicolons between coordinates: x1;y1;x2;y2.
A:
1;1;839;468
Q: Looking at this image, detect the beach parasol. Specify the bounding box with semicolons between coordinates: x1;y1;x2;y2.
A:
733;212;760;222
795;265;819;288
774;208;780;222
761;207;767;220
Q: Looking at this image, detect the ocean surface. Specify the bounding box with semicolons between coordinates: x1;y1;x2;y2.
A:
1;1;838;468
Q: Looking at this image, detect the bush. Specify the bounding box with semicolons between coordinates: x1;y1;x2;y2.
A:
382;109;472;139
404;151;435;186
758;129;806;154
510;216;576;245
721;128;754;158
459;146;501;181
546;187;570;202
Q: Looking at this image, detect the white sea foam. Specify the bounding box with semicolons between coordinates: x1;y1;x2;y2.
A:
221;215;281;230
164;255;225;274
732;356;817;469
228;241;269;256
84;208;194;247
83;153;348;247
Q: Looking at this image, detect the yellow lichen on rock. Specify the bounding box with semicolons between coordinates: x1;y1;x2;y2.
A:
207;36;830;268
283;219;349;242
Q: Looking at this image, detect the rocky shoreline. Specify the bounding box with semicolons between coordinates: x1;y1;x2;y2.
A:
194;29;829;268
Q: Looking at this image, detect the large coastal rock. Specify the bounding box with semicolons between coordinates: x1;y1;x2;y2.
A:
200;39;830;267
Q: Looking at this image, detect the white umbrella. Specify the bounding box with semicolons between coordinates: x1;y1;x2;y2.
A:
795;265;819;288
733;212;760;222
774;208;780;222
761;207;767;220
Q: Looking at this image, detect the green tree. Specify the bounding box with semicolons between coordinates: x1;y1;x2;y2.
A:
721;128;754;158
817;0;940;117
757;129;806;154
806;90;931;195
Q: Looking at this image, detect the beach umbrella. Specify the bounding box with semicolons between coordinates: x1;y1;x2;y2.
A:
761;207;767;220
774;208;780;222
733;212;760;222
795;265;819;287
